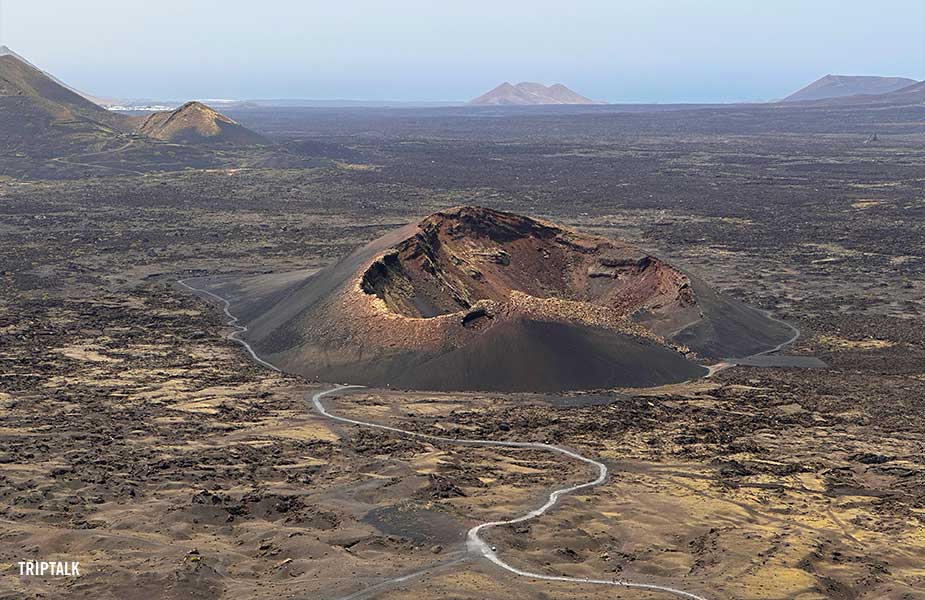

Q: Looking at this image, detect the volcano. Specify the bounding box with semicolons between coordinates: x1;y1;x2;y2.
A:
784;74;916;102
239;207;793;392
0;45;107;105
137;101;267;145
469;82;601;106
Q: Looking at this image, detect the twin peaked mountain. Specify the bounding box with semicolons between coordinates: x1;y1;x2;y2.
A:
469;76;925;106
0;48;265;155
469;82;602;105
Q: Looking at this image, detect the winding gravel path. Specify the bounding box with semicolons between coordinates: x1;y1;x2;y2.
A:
705;308;801;378
177;279;280;372
312;386;708;600
180;278;712;599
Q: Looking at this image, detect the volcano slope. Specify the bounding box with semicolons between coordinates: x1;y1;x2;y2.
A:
242;207;793;392
137;101;268;146
0;54;128;158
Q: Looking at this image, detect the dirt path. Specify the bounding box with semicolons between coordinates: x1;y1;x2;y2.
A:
312;385;709;600
705;307;802;378
48;139;147;176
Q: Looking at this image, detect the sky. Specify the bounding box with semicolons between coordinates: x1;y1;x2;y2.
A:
2;0;923;103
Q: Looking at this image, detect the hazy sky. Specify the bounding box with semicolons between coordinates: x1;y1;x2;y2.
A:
3;0;923;102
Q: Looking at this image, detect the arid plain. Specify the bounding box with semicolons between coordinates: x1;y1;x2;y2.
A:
1;97;924;600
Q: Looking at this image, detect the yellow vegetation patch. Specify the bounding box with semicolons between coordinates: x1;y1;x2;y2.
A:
776;402;807;416
730;568;817;599
817;334;895;350
238;439;277;448
256;422;341;443
276;458;328;469
152;308;202;317
851;199;885;209
404;399;468;415
335;162;378;171
51;345;122;363
172;398;223;414
343;403;392;418
151;416;187;424
121;343;173;356
630;379;722;397
410;450;447;473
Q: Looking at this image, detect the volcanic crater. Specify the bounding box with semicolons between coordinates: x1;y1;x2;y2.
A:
238;207;794;392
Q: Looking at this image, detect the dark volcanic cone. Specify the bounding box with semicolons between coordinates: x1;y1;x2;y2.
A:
244;207;792;392
0;53;129;158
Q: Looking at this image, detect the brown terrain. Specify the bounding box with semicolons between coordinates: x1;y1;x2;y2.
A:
0;57;923;600
469;82;601;105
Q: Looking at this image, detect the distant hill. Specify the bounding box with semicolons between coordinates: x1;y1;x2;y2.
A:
0;45;109;106
137;101;268;145
0;53;130;160
0;52;235;178
0;52;117;122
469;82;602;106
786;78;925;108
887;80;925;100
784;75;917;102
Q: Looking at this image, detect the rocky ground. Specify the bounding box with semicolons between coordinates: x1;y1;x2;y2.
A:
1;103;923;599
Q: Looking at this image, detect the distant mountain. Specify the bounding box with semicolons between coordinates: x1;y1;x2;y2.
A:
137;101;268;145
0;45;109;106
784;75;917;102
0;45;41;71
469;82;602;106
888;80;925;100
0;50;110;119
808;79;925;108
0;52;234;178
0;53;129;159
